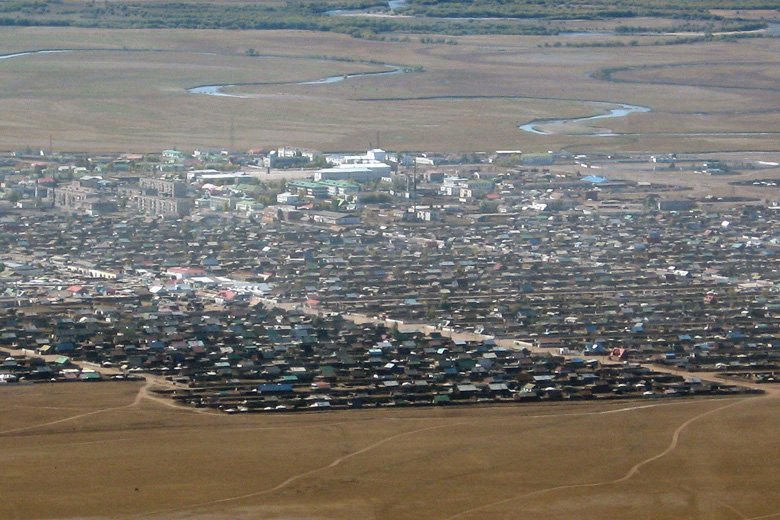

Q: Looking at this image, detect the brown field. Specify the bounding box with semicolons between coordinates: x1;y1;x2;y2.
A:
1;381;780;520
1;27;780;153
611;63;780;91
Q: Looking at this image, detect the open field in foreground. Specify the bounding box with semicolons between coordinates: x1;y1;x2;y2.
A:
2;28;780;153
2;381;780;520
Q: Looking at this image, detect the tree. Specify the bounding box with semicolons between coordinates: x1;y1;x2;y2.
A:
390;321;401;340
644;194;660;209
479;200;499;213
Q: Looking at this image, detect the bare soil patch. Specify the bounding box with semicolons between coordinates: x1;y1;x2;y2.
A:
3;382;780;520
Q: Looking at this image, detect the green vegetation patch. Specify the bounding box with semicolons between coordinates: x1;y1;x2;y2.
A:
0;0;775;36
403;0;780;21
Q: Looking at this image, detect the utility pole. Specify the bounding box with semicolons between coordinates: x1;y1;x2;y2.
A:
402;151;417;199
229;116;235;152
413;160;417;197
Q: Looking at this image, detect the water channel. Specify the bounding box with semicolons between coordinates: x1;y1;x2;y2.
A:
327;0;406;16
0;49;71;60
518;103;651;136
0;48;407;98
4;48;774;140
187;65;406;98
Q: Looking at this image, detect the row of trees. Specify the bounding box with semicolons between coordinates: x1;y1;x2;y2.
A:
403;0;780;20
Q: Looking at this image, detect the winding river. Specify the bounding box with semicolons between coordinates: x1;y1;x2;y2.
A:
0;48;653;138
0;49;71;60
6;37;780;141
187;65;406;98
0;50;637;129
0;49;407;99
327;0;406;16
519;103;651;136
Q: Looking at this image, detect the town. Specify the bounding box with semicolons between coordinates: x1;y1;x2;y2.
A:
1;145;779;410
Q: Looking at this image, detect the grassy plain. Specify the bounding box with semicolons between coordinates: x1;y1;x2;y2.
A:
1;27;780;153
2;381;780;520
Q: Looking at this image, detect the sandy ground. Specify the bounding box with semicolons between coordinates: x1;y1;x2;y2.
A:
2;378;780;520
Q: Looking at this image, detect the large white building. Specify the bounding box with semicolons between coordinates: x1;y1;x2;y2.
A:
440;177;493;198
314;164;390;182
277;192;300;204
187;171;255;183
315;148;393;182
328;148;389;165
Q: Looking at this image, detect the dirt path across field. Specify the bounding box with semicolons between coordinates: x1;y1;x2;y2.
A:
443;394;766;519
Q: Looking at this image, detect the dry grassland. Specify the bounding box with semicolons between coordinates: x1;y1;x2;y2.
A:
1;381;780;520
1;28;780;153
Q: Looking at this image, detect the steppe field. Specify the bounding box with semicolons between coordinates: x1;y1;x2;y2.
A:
2;381;780;520
1;26;780;153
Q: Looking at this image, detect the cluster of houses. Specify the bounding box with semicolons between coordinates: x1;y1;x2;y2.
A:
2;147;780;409
1;196;780;394
0;302;752;410
0;146;718;223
